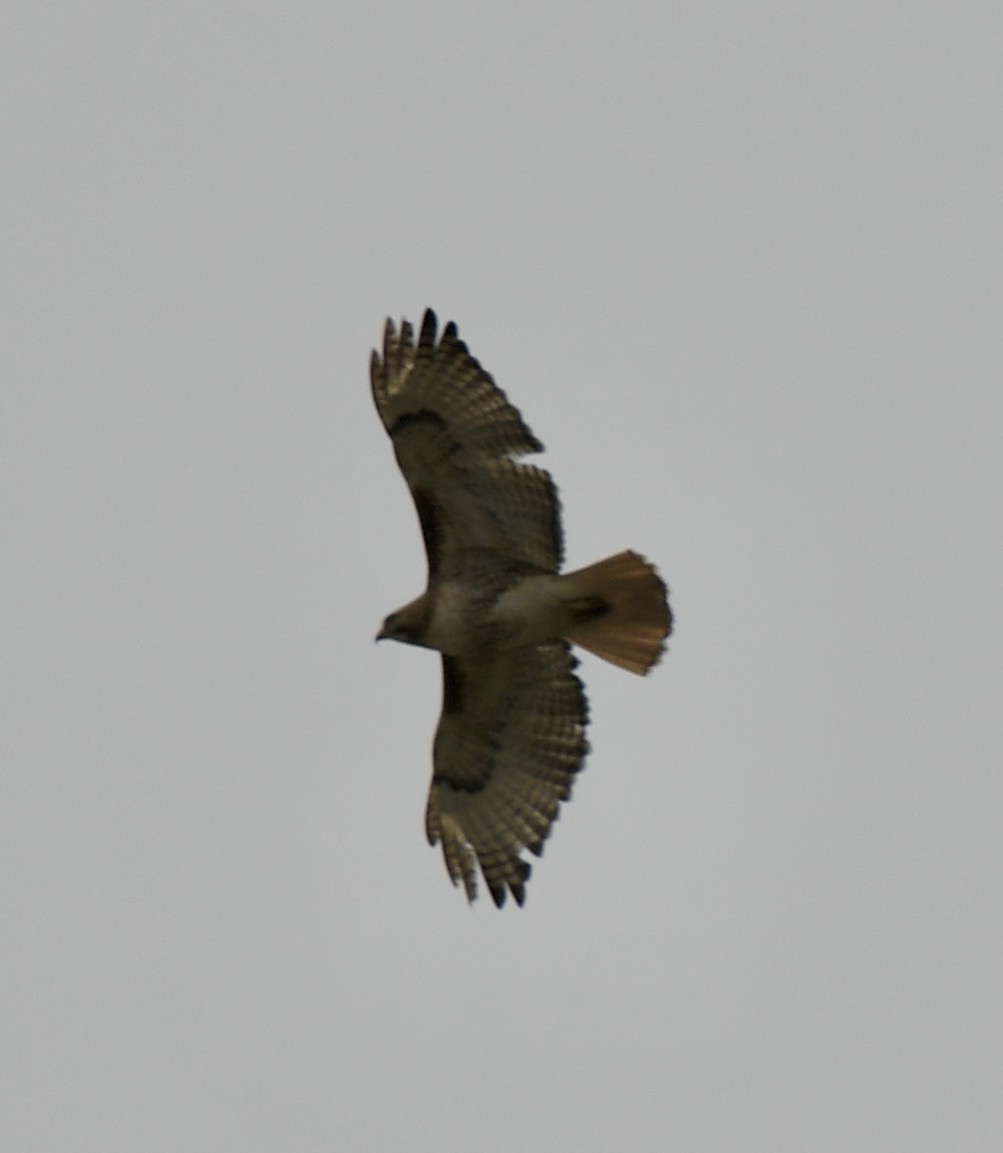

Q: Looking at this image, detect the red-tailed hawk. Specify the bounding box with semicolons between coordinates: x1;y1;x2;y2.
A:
371;310;672;906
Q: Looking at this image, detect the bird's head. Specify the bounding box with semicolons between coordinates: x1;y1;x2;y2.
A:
375;611;408;644
376;595;432;647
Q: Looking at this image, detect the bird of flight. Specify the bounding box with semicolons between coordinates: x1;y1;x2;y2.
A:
371;310;672;906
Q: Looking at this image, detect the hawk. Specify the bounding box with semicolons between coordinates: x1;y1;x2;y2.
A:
371;310;672;906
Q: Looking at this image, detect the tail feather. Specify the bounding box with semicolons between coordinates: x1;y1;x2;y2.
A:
561;550;672;675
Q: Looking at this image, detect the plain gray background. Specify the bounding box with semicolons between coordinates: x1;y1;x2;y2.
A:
4;2;1001;1150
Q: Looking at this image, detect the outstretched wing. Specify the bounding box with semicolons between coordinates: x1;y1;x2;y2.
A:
370;310;563;578
426;642;589;907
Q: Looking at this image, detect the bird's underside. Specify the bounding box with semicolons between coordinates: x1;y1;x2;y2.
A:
371;309;672;906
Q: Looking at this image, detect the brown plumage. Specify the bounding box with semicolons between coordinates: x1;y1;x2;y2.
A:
372;309;672;906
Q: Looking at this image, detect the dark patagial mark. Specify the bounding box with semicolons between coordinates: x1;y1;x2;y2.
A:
387;409;457;574
412;487;444;577
441;655;464;716
434;658;492;797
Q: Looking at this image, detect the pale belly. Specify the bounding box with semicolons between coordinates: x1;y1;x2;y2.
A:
486;575;571;649
421;572;575;655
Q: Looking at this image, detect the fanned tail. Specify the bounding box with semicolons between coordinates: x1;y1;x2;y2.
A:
561;550;672;675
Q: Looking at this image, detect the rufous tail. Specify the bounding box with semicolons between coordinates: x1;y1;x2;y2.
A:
561;550;672;675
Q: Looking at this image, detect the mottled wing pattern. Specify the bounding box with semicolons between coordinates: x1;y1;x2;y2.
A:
370;310;563;577
426;642;589;907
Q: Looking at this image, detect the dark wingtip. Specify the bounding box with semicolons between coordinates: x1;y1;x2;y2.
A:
419;309;438;350
510;860;531;907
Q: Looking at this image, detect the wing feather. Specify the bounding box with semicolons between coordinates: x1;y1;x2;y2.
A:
426;644;589;906
371;310;563;576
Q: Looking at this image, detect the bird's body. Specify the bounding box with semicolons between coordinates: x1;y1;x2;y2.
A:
371;310;672;906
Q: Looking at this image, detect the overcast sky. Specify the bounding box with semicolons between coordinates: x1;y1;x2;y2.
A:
4;2;1002;1150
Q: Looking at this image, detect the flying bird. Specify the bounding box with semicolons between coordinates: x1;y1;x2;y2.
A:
371;310;672;906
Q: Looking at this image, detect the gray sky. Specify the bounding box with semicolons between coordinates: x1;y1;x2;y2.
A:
4;2;1001;1150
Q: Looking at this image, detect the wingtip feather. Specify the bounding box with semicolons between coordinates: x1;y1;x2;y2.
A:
419;308;438;351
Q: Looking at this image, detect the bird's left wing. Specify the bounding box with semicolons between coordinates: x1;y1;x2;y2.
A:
370;310;563;579
426;642;589;907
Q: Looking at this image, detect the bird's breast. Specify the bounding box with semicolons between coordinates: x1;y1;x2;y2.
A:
421;581;482;654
